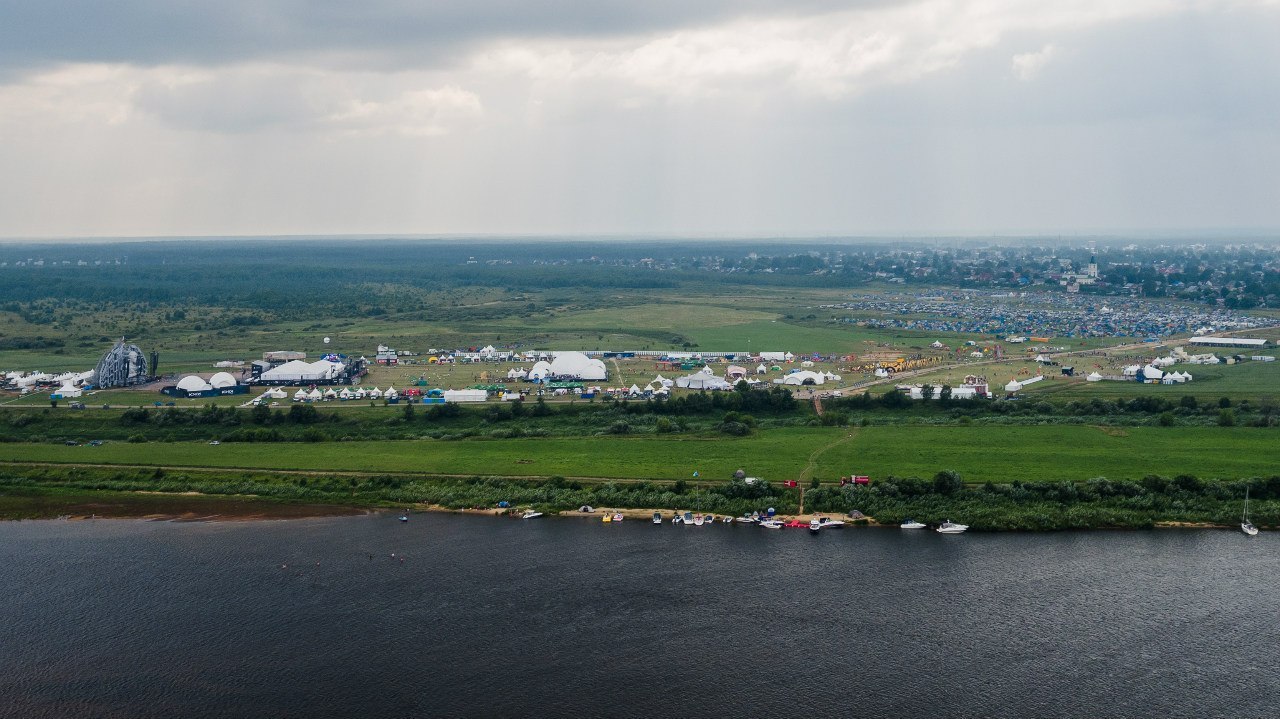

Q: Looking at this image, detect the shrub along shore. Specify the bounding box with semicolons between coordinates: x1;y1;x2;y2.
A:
1;464;1273;531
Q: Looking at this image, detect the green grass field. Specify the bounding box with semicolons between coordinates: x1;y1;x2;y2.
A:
6;424;1277;484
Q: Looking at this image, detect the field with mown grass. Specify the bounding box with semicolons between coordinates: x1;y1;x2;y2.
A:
5;424;1277;484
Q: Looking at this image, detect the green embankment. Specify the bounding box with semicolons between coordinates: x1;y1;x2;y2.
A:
5;425;1278;483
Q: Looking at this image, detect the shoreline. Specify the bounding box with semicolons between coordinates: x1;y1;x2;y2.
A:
0;487;1245;531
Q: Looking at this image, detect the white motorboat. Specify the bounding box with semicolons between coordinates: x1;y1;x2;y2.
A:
693;514;705;526
1242;488;1259;536
672;513;683;524
808;518;822;533
759;519;783;529
683;511;694;525
936;519;968;534
652;512;663;524
900;519;927;530
721;515;733;523
521;510;543;520
611;512;624;522
735;515;756;523
818;517;845;529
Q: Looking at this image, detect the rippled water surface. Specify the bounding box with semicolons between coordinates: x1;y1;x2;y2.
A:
2;514;1277;718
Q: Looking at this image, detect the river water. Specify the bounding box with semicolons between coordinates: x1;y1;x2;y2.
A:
1;513;1276;718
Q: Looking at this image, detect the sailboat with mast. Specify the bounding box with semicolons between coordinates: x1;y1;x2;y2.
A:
1241;487;1259;536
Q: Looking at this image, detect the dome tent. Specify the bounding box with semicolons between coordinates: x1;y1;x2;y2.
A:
177;375;214;392
209;372;238;389
548;352;607;381
528;361;553;381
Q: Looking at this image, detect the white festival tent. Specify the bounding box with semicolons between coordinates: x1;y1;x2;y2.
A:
258;359;346;383
776;370;826;386
209;371;239;388
177;375;214;393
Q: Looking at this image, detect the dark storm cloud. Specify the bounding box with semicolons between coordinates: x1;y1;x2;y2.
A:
0;0;889;73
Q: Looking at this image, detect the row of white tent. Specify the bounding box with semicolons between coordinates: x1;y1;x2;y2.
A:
1120;364;1195;382
292;386;399;401
668;366;843;390
1004;375;1045;392
7;369;96;389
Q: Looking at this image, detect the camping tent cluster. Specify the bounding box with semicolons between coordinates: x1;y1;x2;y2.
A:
675;366;734;390
18;369;97;399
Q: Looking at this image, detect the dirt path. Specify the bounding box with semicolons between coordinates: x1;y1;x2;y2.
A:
797;428;859;482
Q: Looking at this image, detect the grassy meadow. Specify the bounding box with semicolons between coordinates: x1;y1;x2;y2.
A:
6;424;1278;485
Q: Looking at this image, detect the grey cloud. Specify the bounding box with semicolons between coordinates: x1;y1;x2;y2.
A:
0;0;891;75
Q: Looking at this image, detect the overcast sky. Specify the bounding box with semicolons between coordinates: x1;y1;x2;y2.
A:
1;0;1278;238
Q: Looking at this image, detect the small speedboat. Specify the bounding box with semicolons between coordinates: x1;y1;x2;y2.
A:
398;515;409;523
521;510;543;520
936;519;968;534
735;515;756;523
612;513;624;522
900;519;927;530
672;513;683;524
683;511;694;525
693;514;705;526
653;512;663;524
819;517;846;529
721;515;733;523
759;519;783;529
809;518;822;533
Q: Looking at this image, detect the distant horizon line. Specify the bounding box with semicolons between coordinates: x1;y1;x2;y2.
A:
2;229;1280;245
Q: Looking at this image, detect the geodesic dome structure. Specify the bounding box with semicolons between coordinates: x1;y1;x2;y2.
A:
94;340;150;388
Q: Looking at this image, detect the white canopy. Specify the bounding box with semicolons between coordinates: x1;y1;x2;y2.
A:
209;371;238;388
177;375;213;392
548;352;608;380
258;359;345;382
777;370;826;386
528;361;553;380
